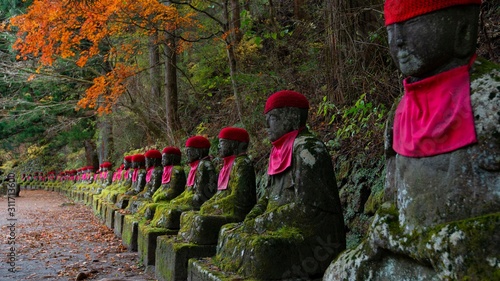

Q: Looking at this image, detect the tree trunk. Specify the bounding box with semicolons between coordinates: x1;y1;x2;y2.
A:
230;0;242;43
294;0;305;20
83;140;98;169
164;29;183;144
97;115;113;163
223;0;245;127
327;0;356;105
149;32;162;101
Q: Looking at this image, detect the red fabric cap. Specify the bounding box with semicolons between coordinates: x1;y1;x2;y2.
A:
132;154;146;163
145;149;162;159
162;146;182;156
185;136;211;148
101;161;112;168
264;90;309;114
86;166;94;171
124;155;133;162
218;127;250;143
384;0;482;25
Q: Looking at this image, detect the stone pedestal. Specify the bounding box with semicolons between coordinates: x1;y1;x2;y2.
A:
156;236;216;281
188;259;323;281
122;215;138;251
114;211;126;238
138;225;177;266
104;203;115;229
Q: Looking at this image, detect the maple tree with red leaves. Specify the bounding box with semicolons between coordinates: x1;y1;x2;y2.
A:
7;0;195;114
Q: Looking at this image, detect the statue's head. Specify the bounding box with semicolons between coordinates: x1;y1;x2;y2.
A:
145;149;162;168
185;136;211;163
385;0;481;79
101;161;112;171
162;147;182;166
264;90;309;142
131;154;146;169
218;127;250;158
124;155;133;169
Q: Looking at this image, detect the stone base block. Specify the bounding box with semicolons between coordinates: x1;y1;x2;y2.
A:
122;215;138;251
104;203;115;229
114;210;125;237
188;258;321;281
156;237;216;281
138;225;177;266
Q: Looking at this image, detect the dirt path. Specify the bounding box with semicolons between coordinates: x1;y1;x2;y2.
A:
1;189;156;281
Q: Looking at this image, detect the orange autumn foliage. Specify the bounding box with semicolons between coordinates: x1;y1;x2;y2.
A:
9;0;196;114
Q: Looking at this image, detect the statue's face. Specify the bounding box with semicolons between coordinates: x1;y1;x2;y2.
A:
266;108;296;142
124;160;131;169
387;8;459;78
162;153;172;166
218;139;235;158
186;147;200;163
145;157;153;168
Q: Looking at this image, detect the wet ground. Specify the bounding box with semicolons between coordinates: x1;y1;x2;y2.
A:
1;189;156;281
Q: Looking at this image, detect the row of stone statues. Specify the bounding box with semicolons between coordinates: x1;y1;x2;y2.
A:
32;88;345;280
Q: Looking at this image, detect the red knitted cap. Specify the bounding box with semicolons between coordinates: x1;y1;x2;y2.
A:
219;127;250;143
101;161;112;168
145;149;162;159
124;155;133;162
384;0;481;25
264;90;309;114
132;154;146;163
162;146;182;156
185;136;211;148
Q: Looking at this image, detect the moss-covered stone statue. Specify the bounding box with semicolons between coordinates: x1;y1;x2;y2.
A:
126;149;163;213
116;154;146;208
324;1;500;280
178;127;256;244
138;137;217;265
155;127;257;280
146;136;217;231
136;146;187;264
100;156;133;231
144;146;187;219
194;90;346;280
121;149;164;250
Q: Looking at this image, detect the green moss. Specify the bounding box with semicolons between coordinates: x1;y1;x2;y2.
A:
471;57;500;81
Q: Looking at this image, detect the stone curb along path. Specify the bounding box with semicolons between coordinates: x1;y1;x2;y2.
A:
1;189;156;281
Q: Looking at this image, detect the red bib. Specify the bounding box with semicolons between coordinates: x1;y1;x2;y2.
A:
393;56;477;157
268;129;301;175
218;155;236;190
186;160;200;187
161;165;174;184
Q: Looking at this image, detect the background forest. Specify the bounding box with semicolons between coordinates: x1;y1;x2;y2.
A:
0;0;498;248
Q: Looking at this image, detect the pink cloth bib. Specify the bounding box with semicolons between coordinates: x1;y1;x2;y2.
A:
132;168;139;182
393;56;477;157
268;129;301;175
218;155;237;190
186;160;200;187
145;167;154;183
162;165;174;184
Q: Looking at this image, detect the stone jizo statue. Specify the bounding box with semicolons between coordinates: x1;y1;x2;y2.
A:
213;90;346;279
144;146;186;219
178;127;257;245
150;136;217;230
125;154;146;196
324;1;500;280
